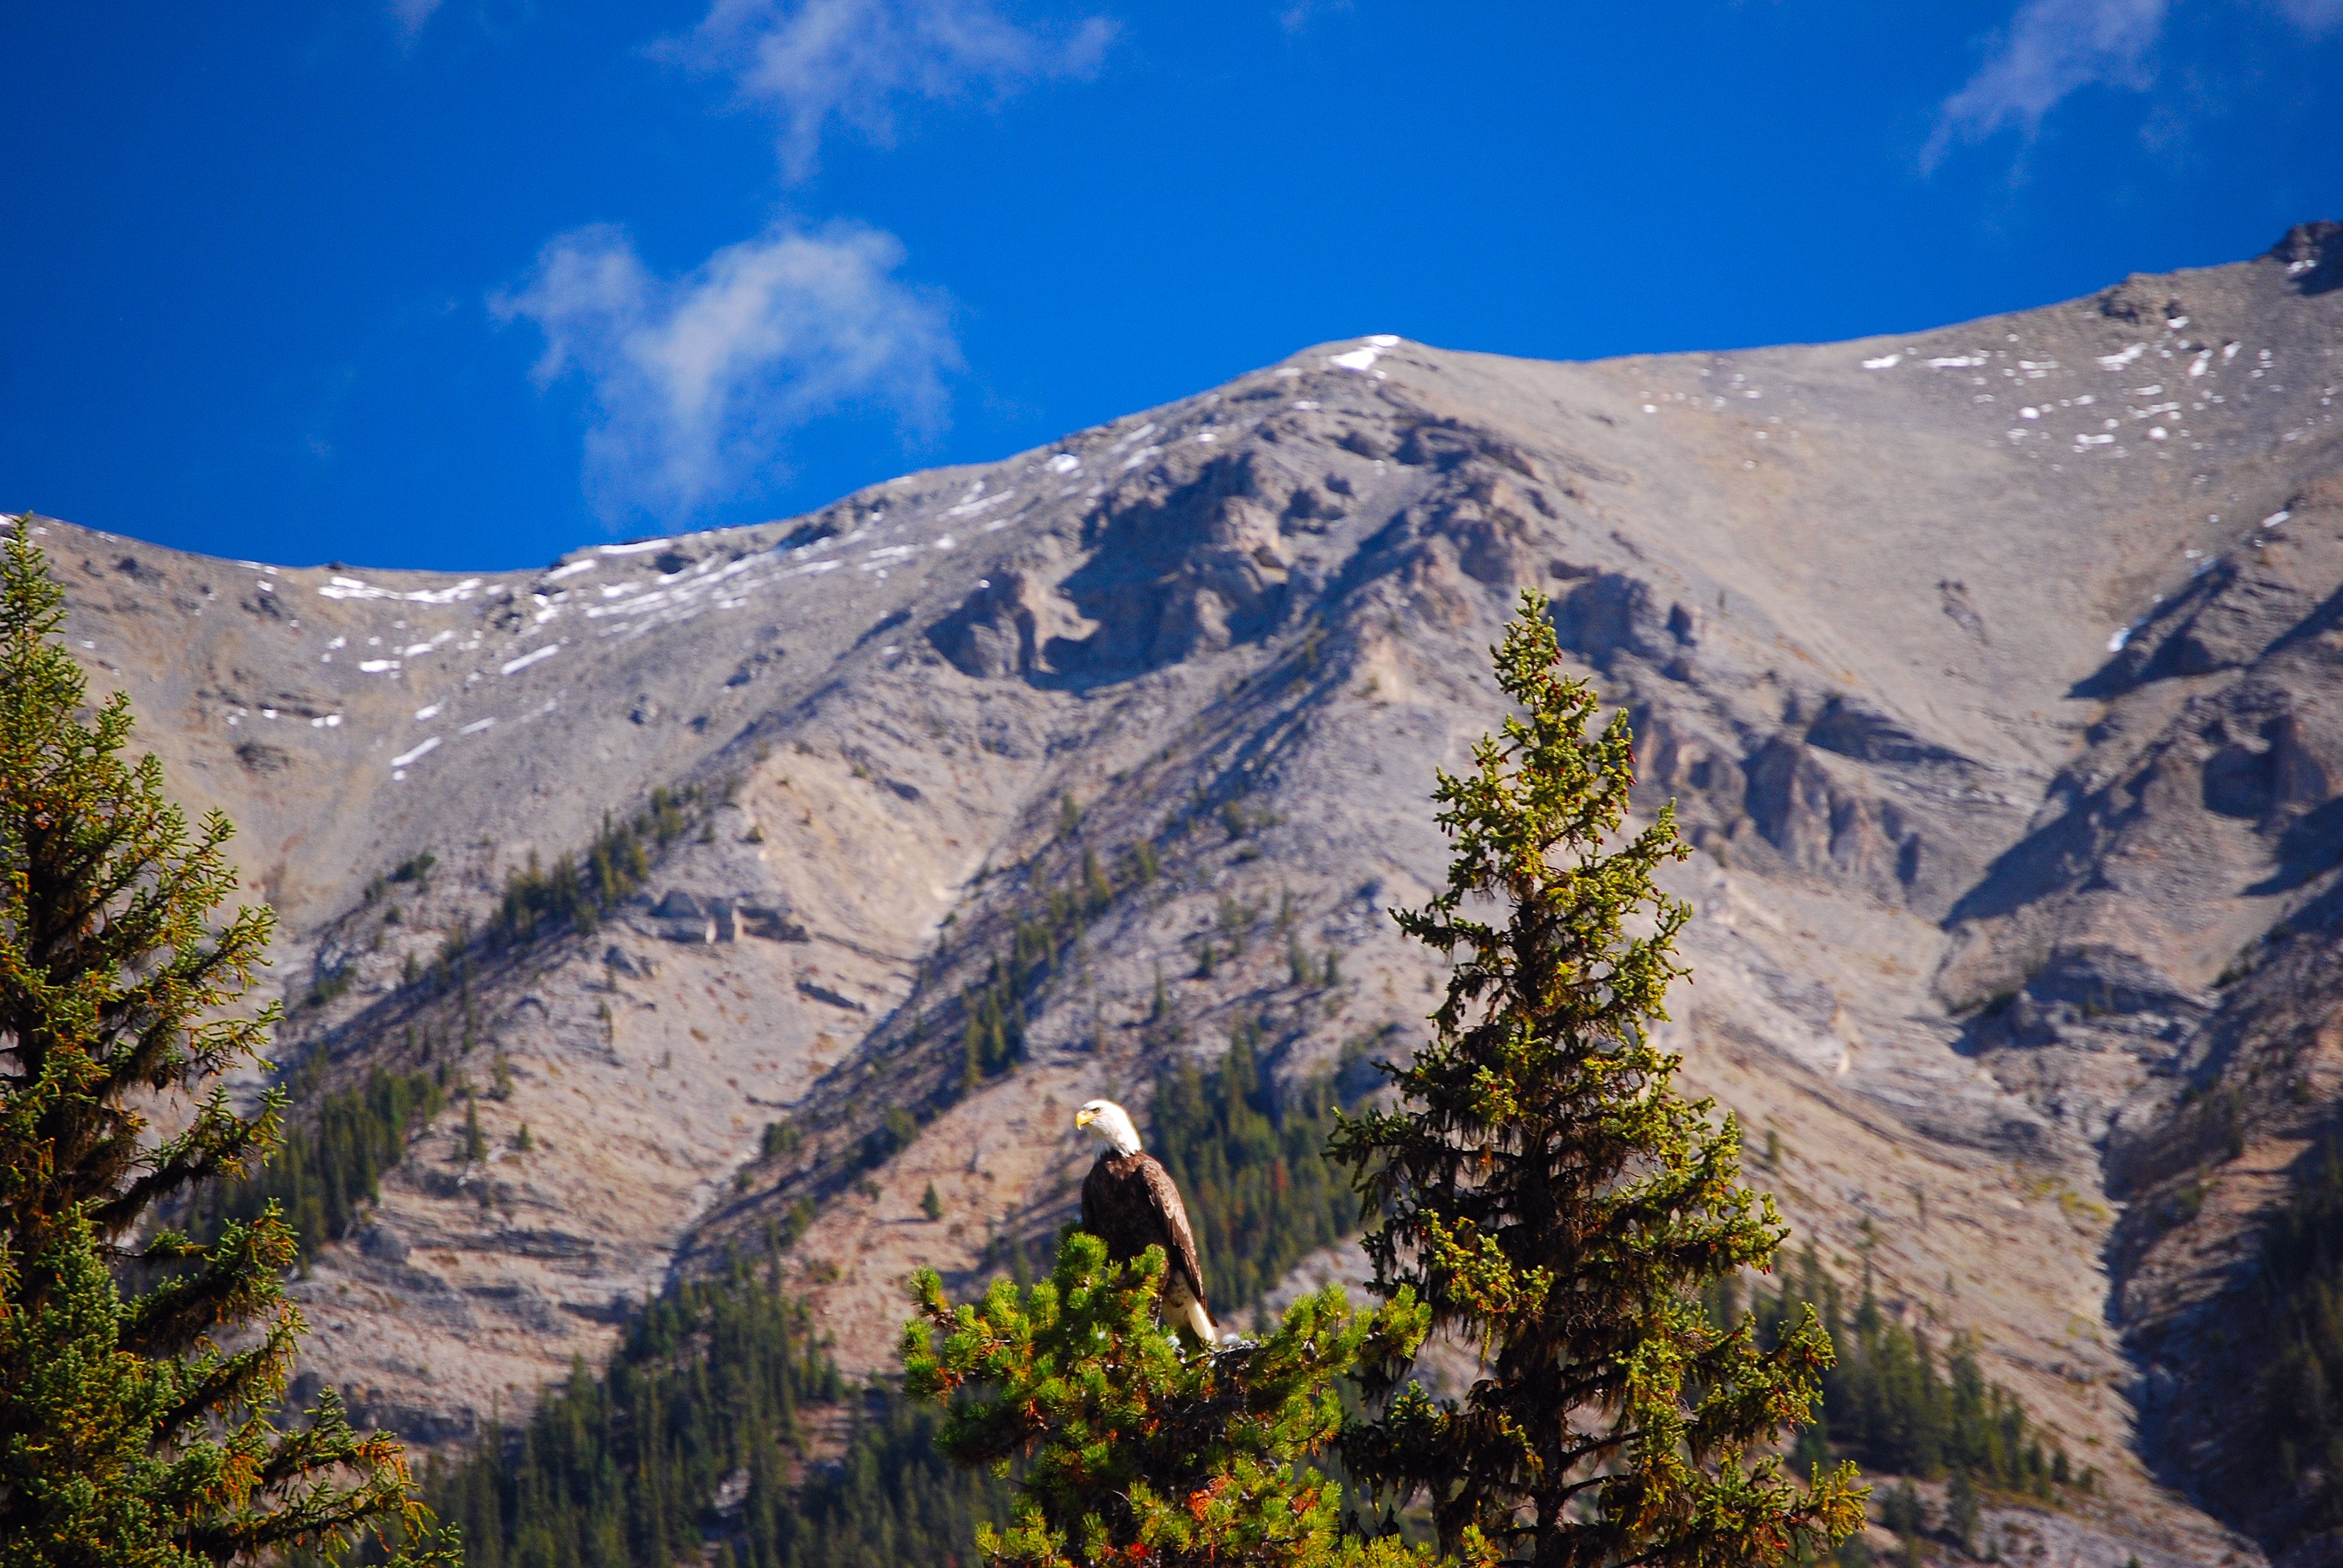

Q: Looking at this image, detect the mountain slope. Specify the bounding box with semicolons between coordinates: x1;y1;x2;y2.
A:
31;220;2343;1562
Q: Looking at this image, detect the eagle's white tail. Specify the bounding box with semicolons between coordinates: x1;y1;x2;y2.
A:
1167;1277;1217;1344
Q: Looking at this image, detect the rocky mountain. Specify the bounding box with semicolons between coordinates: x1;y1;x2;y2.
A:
31;220;2343;1564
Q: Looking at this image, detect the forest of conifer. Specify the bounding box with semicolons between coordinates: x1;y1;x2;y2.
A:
2233;1138;2343;1549
418;1249;1013;1568
1720;1246;2088;1501
191;1065;442;1265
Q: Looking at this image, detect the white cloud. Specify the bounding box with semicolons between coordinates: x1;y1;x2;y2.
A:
1927;0;2169;165
2276;0;2343;30
1927;0;2343;166
493;221;960;520
386;0;445;37
663;0;1116;181
1278;0;1352;33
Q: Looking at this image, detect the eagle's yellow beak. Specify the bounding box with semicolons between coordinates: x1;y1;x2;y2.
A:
1075;1108;1094;1128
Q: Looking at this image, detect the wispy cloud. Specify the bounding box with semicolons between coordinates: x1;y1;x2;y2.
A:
1927;0;2343;166
493;221;959;521
662;0;1116;181
2275;0;2343;29
1277;0;1352;34
1926;0;2169;165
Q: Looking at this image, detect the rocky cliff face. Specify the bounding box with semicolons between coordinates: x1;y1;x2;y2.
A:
31;222;2343;1563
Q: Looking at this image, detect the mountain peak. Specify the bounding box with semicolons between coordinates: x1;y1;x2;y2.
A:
2274;217;2342;292
30;233;2341;1566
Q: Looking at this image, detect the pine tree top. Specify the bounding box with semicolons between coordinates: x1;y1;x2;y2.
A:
905;1230;1467;1568
0;525;281;1253
0;525;448;1566
1328;590;1864;1566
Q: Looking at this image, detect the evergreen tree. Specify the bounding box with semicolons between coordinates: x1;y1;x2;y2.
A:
191;1067;442;1267
0;529;445;1566
903;1231;1459;1568
425;1250;996;1568
1943;1469;1980;1556
1326;590;1864;1566
2200;1135;2343;1548
1729;1246;2074;1497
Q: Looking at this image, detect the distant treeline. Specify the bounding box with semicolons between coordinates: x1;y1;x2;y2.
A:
2238;1139;2343;1546
492;788;701;947
1152;1026;1363;1316
1718;1245;2085;1497
243;785;713;1256
189;1066;441;1266
427;1250;1010;1568
954;846;1123;1089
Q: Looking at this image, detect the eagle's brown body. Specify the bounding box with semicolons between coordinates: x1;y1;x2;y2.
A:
1081;1149;1214;1342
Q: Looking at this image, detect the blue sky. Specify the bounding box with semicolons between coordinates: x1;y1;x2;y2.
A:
4;1;2339;572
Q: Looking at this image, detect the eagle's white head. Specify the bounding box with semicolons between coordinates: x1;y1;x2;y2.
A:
1075;1099;1143;1157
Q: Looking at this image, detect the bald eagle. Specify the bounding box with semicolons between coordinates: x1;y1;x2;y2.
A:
1075;1099;1217;1344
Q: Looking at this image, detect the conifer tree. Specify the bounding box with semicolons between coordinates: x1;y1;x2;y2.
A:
1327;590;1864;1566
0;528;445;1565
904;1231;1465;1568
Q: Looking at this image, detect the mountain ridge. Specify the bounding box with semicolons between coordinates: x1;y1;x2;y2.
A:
25;218;2343;1564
